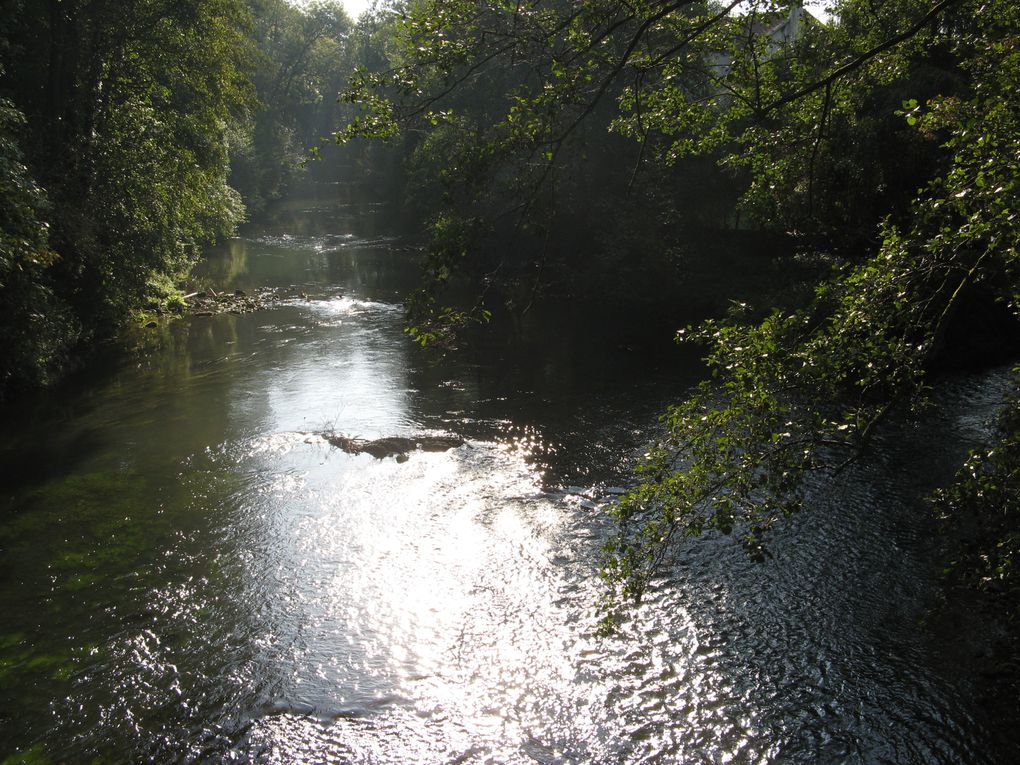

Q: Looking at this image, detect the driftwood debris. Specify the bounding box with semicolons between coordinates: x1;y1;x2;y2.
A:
185;289;264;316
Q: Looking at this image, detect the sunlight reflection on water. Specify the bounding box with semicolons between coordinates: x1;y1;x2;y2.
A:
0;220;1002;764
211;431;608;762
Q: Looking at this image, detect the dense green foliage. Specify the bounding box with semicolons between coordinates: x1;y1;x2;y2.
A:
0;0;256;394
936;374;1020;609
609;0;1020;600
338;0;1020;623
0;0;356;398
0;93;70;391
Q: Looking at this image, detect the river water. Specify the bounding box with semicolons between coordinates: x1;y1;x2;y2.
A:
0;192;1006;763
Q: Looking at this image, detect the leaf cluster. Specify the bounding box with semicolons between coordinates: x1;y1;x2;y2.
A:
604;0;1020;599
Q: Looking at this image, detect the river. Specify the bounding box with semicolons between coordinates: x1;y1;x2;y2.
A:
0;190;1005;763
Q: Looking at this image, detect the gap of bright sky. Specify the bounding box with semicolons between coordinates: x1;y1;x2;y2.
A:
341;0;370;19
321;2;831;26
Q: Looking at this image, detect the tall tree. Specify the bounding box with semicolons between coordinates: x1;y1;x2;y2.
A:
0;0;255;393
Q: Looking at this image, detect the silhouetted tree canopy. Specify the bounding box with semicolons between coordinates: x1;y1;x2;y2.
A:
336;0;1020;614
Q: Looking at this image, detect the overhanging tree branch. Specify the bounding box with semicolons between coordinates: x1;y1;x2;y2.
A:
760;0;962;116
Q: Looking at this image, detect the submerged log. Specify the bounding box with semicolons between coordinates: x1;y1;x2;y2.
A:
322;432;464;460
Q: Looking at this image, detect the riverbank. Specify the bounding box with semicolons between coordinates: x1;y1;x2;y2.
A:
136;285;315;328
